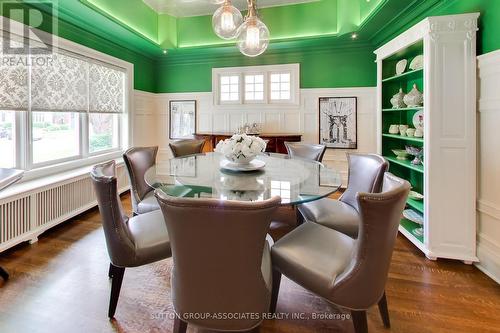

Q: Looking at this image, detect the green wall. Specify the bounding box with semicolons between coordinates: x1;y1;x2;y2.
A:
156;44;376;93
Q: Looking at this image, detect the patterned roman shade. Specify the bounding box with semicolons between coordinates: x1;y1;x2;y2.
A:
31;51;89;112
0;36;29;111
0;30;126;114
89;63;125;113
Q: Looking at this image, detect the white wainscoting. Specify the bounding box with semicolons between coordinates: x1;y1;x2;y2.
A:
151;87;377;185
476;50;500;283
133;90;160;147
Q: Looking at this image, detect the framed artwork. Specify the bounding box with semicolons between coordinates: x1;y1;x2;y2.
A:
319;97;357;149
169;100;196;139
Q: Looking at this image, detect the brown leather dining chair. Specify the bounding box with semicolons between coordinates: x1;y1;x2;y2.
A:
284;142;327;162
123;146;160;215
155;192;281;333
169;139;205;157
91;160;172;318
271;173;410;333
298;153;388;238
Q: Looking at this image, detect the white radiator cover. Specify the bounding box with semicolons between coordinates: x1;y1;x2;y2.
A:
0;164;129;252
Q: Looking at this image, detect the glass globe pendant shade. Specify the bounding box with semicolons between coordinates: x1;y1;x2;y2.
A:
212;2;243;40
237;17;269;57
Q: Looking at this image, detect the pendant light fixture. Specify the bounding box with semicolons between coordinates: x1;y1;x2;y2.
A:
236;0;269;57
212;0;270;57
212;0;243;40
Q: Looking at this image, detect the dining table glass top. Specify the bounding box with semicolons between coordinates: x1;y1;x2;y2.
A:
145;152;342;205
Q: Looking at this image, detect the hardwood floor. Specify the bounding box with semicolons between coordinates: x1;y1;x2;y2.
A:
0;193;499;333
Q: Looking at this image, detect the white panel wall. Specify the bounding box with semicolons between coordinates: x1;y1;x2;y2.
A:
476;50;500;283
149;87;376;184
132;90;159;147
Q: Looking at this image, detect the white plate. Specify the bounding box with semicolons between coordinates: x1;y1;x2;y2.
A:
409;55;423;70
403;209;424;225
408;190;424;200
412;110;424;129
220;159;266;172
396;59;407;75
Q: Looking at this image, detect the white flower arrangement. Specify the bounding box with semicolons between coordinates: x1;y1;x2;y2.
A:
215;133;267;164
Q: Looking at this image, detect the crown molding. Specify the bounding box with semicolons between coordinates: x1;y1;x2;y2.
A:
159;38;375;66
369;0;446;46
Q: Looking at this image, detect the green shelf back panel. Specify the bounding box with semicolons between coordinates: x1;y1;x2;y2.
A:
382;134;424;144
382;68;423;83
400;218;424;243
384;157;424;194
382;40;423;79
407;198;424;213
382;78;424;110
382;107;423;112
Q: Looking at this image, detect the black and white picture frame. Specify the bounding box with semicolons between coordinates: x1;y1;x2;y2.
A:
169;100;196;139
319;97;357;149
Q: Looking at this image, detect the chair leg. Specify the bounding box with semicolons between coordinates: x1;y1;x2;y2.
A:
108;263;114;279
0;266;9;281
378;291;391;328
351;310;368;333
269;268;282;313
173;316;188;333
295;206;305;226
108;265;125;318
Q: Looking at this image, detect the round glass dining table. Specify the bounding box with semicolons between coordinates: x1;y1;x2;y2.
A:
145;152;342;205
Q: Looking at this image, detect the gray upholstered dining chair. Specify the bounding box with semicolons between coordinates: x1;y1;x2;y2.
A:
169;139;205;157
298;153;388;238
271;173;410;333
123;146;159;215
284;142;327;162
91;160;171;318
155;192;281;333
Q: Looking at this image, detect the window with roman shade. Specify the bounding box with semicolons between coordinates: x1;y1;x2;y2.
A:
0;27;128;171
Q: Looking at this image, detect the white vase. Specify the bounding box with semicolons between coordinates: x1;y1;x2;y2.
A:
403;84;423;107
226;154;256;164
390;88;406;109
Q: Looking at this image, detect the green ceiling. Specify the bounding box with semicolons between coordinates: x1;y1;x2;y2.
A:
81;0;389;50
4;0;441;59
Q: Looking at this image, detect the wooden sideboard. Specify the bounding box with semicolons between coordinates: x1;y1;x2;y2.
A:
195;133;302;154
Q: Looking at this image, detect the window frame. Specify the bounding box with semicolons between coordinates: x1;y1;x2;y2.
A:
215;73;242;105
87;112;122;157
29;111;83;169
212;64;300;107
243;73;266;104
269;71;293;103
1;18;132;181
